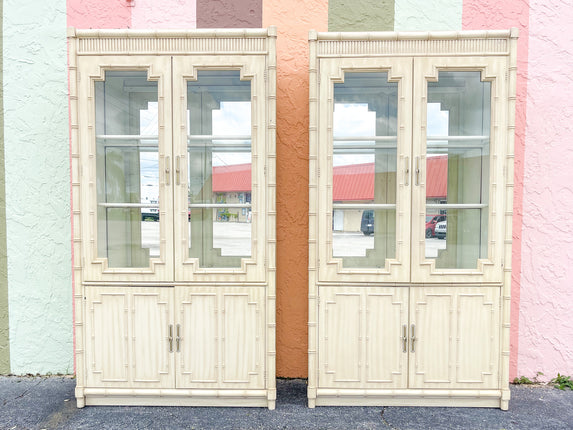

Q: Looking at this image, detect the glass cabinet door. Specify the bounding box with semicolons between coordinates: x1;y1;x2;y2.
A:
316;58;413;283
78;57;173;281
172;58;267;282
412;57;507;283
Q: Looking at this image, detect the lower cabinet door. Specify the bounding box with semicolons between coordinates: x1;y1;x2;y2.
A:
84;286;175;389
318;286;409;388
409;286;501;389
175;286;266;389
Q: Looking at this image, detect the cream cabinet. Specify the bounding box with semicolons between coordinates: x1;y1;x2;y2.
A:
309;30;517;409
318;286;500;396
69;28;276;408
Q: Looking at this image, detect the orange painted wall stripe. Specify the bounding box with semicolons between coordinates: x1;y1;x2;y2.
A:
262;0;328;378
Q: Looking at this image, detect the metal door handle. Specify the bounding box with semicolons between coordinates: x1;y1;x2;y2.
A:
165;156;171;186
168;324;173;353
411;324;416;352
175;156;181;185
415;157;420;186
402;324;408;352
405;157;410;186
176;324;181;352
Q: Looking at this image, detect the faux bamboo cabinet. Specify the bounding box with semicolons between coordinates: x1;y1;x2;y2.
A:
69;28;277;408
308;30;517;409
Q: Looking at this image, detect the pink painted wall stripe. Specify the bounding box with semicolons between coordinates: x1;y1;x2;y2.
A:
67;0;131;28
131;0;196;29
518;0;573;381
462;0;530;381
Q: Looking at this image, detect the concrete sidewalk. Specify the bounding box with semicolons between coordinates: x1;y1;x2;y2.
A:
1;376;573;429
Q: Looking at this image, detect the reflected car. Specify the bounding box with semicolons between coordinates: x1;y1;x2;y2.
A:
360;210;374;236
435;220;447;239
141;206;159;221
425;214;446;238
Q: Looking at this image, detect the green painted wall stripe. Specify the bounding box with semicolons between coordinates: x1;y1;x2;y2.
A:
329;0;394;32
5;0;72;374
0;0;11;374
394;0;463;31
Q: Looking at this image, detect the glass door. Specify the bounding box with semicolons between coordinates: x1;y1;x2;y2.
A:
78;56;173;282
411;57;507;283
172;57;268;282
316;58;413;284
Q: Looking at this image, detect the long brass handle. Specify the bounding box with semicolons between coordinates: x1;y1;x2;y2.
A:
165;156;171;186
176;324;181;352
168;324;173;353
411;324;416;353
405;157;410;186
402;324;408;353
415;157;420;186
175;156;181;185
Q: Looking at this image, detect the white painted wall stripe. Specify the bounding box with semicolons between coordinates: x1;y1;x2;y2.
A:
394;0;463;31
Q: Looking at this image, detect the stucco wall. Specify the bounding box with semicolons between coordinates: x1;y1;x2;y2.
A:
5;0;570;382
329;0;394;32
4;0;72;373
395;0;462;31
462;0;530;381
263;0;328;378
518;0;573;381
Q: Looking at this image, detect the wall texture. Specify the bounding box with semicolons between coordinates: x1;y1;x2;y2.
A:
197;0;261;28
263;0;328;378
4;0;72;373
0;0;10;375
518;0;573;381
329;0;394;31
131;0;196;29
462;0;530;381
395;0;462;31
3;0;570;383
67;0;131;28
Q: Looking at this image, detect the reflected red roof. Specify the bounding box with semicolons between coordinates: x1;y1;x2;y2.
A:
333;163;374;201
212;158;447;199
426;155;448;199
212;163;251;192
332;157;447;201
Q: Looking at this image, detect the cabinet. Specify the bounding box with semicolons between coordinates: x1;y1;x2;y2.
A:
308;30;517;409
318;286;500;393
69;28;276;408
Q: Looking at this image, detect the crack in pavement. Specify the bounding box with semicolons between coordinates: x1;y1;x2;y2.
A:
381;407;395;429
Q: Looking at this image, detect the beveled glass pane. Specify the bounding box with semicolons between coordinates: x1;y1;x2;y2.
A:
95;71;159;267
425;71;491;269
332;72;398;268
187;71;251;268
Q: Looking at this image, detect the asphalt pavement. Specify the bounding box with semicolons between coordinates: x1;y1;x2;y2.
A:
1;376;573;429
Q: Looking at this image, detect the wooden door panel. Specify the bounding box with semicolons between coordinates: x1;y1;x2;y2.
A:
365;289;408;387
175;286;265;389
85;287;174;389
221;291;264;386
318;287;408;389
410;287;500;389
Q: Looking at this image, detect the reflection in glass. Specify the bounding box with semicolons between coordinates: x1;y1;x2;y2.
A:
331;72;398;268
187;71;252;268
425;71;491;269
95;71;159;267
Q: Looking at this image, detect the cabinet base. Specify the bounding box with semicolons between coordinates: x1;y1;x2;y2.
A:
79;388;275;409
312;389;509;410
